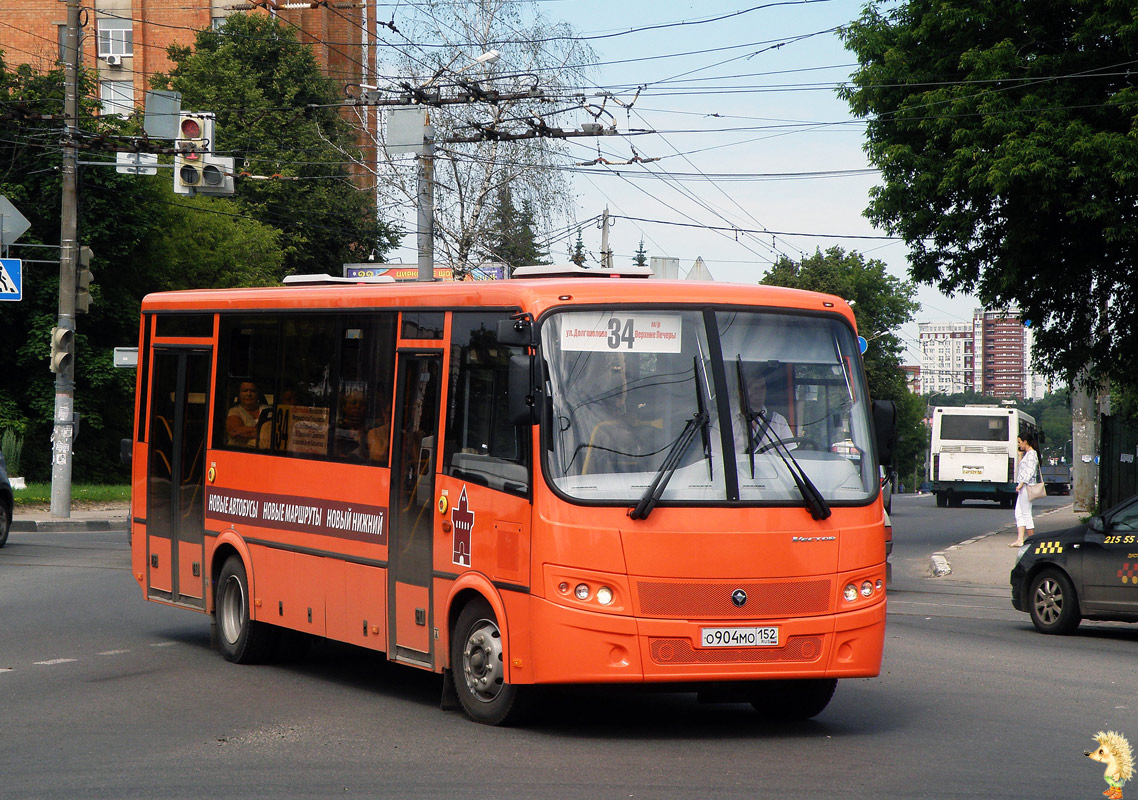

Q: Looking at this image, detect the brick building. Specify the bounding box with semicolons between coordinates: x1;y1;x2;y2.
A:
1;1;377;131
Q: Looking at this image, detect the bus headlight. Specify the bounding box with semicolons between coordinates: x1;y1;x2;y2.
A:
574;583;590;600
843;584;858;602
596;586;614;606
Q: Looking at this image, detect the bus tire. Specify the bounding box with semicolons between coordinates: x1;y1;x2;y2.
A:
0;501;9;548
451;597;531;726
215;555;277;664
935;492;947;508
748;678;837;720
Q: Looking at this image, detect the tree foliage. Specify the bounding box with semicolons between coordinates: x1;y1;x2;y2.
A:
488;185;548;272
761;247;923;478
841;1;1138;391
150;13;399;276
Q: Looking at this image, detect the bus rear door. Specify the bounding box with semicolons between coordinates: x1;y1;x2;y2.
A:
388;351;442;665
145;347;211;608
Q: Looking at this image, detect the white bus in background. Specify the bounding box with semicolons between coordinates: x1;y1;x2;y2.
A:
929;406;1040;508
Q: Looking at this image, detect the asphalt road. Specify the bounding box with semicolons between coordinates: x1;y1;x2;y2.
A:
1;507;1134;799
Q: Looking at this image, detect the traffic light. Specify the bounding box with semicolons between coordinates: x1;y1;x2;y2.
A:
196;154;235;196
173;112;215;195
49;326;74;374
76;245;94;314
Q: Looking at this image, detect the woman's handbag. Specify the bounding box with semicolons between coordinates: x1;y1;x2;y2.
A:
1027;461;1047;500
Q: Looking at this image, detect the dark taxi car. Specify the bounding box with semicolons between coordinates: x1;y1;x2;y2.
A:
0;451;12;548
1011;495;1138;634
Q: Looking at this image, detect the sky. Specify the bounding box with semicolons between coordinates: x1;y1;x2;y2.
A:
380;0;984;366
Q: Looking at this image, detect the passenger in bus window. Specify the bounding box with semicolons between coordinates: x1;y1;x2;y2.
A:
226;380;266;448
334;390;390;463
745;372;794;451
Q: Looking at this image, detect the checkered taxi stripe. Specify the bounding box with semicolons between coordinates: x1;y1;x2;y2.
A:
1034;541;1063;555
1120;563;1137;585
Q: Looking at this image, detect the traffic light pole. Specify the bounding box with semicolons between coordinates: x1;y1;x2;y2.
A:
51;0;81;518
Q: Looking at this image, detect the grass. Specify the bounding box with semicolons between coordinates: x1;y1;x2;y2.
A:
13;482;130;507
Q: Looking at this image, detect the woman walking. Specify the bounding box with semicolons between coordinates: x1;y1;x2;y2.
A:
1010;431;1040;547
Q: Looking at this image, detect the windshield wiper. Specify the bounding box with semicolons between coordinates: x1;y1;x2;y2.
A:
628;409;708;520
753;409;831;521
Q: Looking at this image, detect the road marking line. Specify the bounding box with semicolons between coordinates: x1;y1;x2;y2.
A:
34;658;78;665
98;650;130;656
149;642;177;648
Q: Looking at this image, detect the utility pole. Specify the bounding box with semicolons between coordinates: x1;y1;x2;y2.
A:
598;206;614;269
1071;370;1097;513
51;0;81;518
417;112;435;282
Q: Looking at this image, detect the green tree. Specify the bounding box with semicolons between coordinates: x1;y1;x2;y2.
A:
569;230;588;266
841;1;1138;392
633;239;649;267
761;247;923;478
489;186;548;273
150;13;399;277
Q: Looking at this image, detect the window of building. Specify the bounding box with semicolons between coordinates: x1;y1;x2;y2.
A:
99;81;133;117
97;18;133;57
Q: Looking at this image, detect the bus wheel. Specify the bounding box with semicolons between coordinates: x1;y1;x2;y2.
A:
451;598;531;726
935;493;948;508
215;555;277;664
748;678;837;721
0;502;9;548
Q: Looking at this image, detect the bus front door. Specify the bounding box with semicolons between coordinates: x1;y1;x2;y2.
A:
388;353;441;665
145;348;210;609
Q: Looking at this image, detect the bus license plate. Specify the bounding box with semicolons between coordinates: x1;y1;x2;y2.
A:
700;626;779;648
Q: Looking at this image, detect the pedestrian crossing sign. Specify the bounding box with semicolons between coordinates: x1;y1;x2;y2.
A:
0;258;21;301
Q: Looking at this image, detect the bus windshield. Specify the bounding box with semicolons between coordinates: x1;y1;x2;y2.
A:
542;308;876;505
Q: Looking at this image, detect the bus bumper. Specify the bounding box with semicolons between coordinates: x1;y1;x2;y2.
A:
521;597;885;685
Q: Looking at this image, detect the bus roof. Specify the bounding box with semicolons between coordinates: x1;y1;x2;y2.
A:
140;277;858;327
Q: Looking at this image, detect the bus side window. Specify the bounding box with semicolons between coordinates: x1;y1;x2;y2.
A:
215;317;278;451
443;313;530;496
332;314;396;465
277;316;336;458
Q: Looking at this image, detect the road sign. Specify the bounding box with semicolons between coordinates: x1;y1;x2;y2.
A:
0;258;22;301
116;151;159;175
0;195;31;248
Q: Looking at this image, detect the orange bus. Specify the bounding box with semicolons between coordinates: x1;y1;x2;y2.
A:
129;265;894;725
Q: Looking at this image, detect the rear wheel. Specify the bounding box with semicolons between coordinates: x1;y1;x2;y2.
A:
935;492;948;508
451;598;531;725
0;502;10;548
748;678;837;721
1028;569;1081;635
215;555;277;663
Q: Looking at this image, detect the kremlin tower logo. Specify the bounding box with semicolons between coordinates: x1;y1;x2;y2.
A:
451;486;474;567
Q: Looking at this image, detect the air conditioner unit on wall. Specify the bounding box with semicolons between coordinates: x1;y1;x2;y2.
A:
105;54;122;66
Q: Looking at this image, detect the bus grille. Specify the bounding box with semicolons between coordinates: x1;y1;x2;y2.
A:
649;635;823;664
636;579;832;618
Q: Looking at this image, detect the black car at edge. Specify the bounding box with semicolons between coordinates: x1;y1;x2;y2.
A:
0;451;12;548
1011;494;1138;634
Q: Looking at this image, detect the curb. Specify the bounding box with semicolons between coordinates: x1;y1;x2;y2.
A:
11;517;127;533
929;503;1075;579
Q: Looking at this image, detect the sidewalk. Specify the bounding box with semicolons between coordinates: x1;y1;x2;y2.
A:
11;503;130;533
929;501;1084;585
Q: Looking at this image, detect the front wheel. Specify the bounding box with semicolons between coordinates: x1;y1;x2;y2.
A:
215;555;277;663
451;598;531;725
1028;569;1081;635
748;678;837;721
0;502;10;548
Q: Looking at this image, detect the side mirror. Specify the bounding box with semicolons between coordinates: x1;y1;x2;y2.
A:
507;354;536;425
1090;516;1105;533
497;317;533;347
871;399;897;466
120;437;133;467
